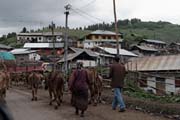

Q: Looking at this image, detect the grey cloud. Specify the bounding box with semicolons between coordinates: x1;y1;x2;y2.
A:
0;0;98;35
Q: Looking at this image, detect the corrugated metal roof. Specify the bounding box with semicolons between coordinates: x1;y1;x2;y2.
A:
0;44;12;49
90;30;121;35
10;49;36;55
69;47;98;57
58;50;98;63
97;46;138;57
18;32;62;36
126;55;180;71
23;43;64;48
131;45;158;52
95;52;114;58
143;39;166;44
170;42;180;46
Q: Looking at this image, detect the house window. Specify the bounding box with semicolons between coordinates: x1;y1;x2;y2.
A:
175;77;180;87
39;37;41;40
95;35;99;39
139;75;147;87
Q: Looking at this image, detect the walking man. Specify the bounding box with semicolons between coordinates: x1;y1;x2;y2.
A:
109;56;126;112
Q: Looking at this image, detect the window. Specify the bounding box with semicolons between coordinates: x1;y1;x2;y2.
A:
175;77;180;87
95;35;99;39
39;37;41;40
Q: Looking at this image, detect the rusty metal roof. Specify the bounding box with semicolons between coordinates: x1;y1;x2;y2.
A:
126;55;180;71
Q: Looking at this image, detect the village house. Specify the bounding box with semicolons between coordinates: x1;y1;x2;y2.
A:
129;39;167;56
23;43;64;56
126;55;180;95
77;30;123;49
168;42;180;54
17;32;78;56
94;46;138;65
139;39;167;49
0;44;13;51
130;45;158;57
17;32;63;43
57;47;98;70
10;49;40;65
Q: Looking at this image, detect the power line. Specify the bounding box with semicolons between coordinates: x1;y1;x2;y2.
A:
74;8;104;23
79;0;97;9
71;8;98;24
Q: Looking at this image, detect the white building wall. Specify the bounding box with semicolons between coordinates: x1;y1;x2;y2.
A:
77;60;97;67
165;77;175;94
176;88;180;95
29;53;41;61
84;41;94;48
146;77;156;94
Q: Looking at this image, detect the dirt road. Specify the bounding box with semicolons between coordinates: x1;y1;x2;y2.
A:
5;88;170;120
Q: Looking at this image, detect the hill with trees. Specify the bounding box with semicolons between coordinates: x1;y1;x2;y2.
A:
84;18;180;44
1;18;180;48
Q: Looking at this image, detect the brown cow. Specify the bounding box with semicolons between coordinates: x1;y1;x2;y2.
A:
4;71;11;89
87;68;103;106
46;71;64;109
11;72;22;86
28;72;44;101
0;71;7;99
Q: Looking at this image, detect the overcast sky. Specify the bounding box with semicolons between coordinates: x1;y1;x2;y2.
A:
1;0;180;36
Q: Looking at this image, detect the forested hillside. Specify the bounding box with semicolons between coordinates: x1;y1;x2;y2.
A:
1;18;180;48
84;18;180;44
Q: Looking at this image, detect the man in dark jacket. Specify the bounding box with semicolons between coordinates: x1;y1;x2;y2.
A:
109;56;126;112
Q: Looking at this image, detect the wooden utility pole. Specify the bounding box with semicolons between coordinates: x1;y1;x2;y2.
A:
49;21;56;71
64;4;71;80
113;0;120;56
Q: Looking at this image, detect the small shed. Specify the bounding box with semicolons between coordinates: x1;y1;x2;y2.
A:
58;48;98;69
130;45;158;57
127;55;180;95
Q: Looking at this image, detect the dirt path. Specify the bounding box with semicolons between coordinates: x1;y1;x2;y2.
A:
5;88;170;120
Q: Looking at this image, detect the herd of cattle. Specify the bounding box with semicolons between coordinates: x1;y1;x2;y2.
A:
0;68;103;109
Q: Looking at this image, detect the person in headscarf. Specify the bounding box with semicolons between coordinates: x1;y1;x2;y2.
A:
69;62;90;117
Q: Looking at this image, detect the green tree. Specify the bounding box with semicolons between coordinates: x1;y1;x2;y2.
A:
21;27;28;33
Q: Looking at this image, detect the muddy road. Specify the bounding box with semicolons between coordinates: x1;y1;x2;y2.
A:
5;88;170;120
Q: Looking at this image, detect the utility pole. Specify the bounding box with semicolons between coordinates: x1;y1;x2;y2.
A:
49;21;56;71
64;4;71;81
113;0;120;56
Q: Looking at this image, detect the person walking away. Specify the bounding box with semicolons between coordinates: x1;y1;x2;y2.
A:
69;62;90;117
109;56;126;112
